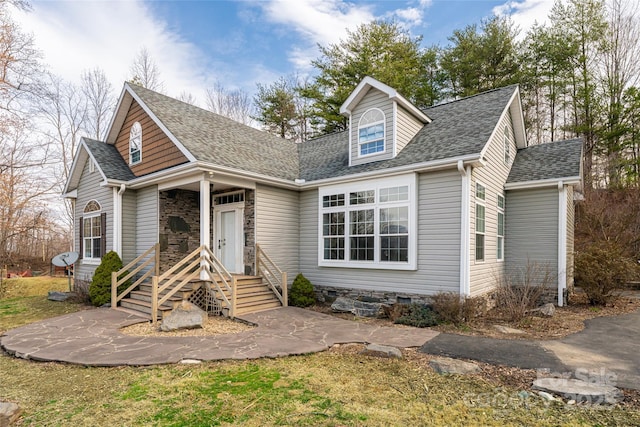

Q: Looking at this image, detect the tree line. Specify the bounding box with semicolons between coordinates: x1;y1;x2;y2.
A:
253;0;640;191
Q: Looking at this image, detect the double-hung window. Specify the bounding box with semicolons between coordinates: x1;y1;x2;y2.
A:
475;183;486;262
81;200;103;262
129;122;142;165
358;108;385;157
319;174;416;270
497;194;505;261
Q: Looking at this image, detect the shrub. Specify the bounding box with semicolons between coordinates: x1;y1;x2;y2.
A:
431;292;485;326
89;251;130;306
288;273;315;307
382;303;411;322
394;303;439;328
575;241;637;305
495;262;554;322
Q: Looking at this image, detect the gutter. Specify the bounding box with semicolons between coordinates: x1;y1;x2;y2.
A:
504;176;581;190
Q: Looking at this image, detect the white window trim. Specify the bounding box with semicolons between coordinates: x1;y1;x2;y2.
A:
497;193;505;262
318;173;417;270
357;108;386;158
82;201;102;263
474;181;486;264
129;121;142;166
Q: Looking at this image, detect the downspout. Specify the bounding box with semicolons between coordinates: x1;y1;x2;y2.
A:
458;160;471;296
113;183;126;256
557;181;567;307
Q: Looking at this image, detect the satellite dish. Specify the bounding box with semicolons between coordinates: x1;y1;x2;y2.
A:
52;251;79;267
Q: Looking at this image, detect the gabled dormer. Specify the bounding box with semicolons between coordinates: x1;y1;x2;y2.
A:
340;76;430;167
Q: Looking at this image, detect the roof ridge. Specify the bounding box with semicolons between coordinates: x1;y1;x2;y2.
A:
304;129;349;143
128;83;294;144
425;84;518;110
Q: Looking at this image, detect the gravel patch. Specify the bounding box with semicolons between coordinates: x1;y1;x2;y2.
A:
120;315;255;337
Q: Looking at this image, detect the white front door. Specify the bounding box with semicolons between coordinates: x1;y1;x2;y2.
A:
215;206;243;273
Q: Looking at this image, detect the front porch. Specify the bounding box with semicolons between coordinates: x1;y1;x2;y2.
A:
111;243;287;321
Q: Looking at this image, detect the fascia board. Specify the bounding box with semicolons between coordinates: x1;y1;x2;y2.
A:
299;154;482;189
504;176;581;190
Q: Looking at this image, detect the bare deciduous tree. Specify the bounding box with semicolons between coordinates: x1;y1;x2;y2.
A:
0;118;56;266
0;0;42;113
37;74;86;226
205;81;252;125
128;46;163;91
177;90;198;106
80;67;114;140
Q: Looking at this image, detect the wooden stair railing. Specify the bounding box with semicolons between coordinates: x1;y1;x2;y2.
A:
111;243;159;309
255;244;288;307
201;245;237;318
150;245;237;322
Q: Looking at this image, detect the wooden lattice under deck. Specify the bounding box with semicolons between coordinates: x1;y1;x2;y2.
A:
188;286;221;315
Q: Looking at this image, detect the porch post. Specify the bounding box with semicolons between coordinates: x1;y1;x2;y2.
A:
200;179;211;280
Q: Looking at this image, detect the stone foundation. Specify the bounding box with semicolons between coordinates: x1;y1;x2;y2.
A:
313;284;433;305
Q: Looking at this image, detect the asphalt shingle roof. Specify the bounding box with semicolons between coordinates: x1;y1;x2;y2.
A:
84;138;136;181
129;84;300;181
507;139;583;183
299;85;518;181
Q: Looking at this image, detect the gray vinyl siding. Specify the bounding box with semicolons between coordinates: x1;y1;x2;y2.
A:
566;186;575;288
136;185;158;257
469;111;518;296
350;88;394;166
396;105;423;154
255;184;300;283
505;187;558;281
121;189;137;265
299;170;461;295
75;158;113;281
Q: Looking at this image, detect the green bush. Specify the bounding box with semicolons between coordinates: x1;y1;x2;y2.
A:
575;242;637;305
89;251;131;306
394;303;439;328
288;273;315;307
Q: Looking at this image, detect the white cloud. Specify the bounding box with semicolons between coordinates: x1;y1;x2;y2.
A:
13;1;210;100
260;0;375;47
493;0;554;34
259;0;433;70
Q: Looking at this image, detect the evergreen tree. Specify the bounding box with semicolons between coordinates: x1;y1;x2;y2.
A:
301;20;443;134
441;16;521;98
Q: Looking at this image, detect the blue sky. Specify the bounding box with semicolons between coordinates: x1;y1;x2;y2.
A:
13;0;554;104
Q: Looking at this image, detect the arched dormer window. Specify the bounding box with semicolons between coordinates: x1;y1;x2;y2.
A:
358;108;385;157
129;122;142;165
81;200;104;261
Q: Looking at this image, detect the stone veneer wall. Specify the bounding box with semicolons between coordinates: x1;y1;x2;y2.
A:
159;189;200;272
313;284;434;305
243;189;256;275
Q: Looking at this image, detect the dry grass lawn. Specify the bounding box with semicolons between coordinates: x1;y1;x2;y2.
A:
1;278;640;426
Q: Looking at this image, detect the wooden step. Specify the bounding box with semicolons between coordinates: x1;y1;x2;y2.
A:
232;300;282;315
120;298;173;316
138;282;201;294
133;287;195;301
128;290;184;304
